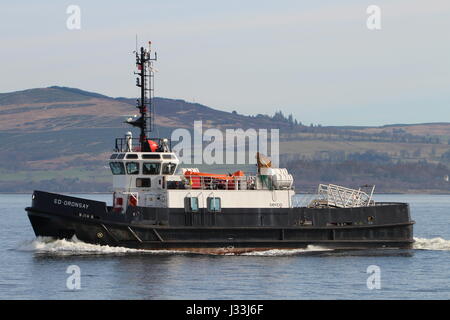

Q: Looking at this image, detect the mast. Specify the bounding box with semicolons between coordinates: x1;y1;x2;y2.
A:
127;41;157;151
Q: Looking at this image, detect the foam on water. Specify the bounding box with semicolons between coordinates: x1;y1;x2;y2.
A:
238;245;333;256
18;237;333;256
17;236;181;255
413;237;450;251
17;236;450;256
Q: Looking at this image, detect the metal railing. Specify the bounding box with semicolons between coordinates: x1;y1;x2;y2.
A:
167;175;295;191
308;184;375;208
114;137;172;152
173;176;256;190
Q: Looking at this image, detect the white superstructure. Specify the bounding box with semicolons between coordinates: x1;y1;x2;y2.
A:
108;148;296;212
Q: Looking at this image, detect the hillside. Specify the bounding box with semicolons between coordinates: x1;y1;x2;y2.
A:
0;86;449;193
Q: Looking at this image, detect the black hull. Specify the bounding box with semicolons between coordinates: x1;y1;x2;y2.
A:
26;191;415;254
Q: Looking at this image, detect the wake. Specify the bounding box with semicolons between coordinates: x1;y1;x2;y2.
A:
413;237;450;251
17;237;332;256
17;236;177;255
16;236;450;256
238;246;333;256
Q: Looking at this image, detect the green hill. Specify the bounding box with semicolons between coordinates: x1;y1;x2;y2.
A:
0;86;449;193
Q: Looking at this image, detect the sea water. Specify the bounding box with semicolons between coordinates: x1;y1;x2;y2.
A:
1;193;449;299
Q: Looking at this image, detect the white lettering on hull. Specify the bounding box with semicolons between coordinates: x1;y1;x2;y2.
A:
53;198;90;210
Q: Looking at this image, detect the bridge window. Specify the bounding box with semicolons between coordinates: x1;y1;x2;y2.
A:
126;154;139;159
162;162;176;175
110;154;118;159
126;162;140;175
109;162;125;175
143;162;161;175
162;154;175;159
136;178;151;188
142;154;161;159
207;197;221;213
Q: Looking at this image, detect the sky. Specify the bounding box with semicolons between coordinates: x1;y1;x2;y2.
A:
1;0;449;126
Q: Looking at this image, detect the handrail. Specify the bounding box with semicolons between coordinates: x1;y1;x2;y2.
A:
309;184;375;208
167;175;294;191
114;137;172;152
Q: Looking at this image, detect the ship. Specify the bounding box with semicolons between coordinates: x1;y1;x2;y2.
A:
25;42;415;254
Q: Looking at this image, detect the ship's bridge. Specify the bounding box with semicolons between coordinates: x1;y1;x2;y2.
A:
109;152;179;175
109;149;180;190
